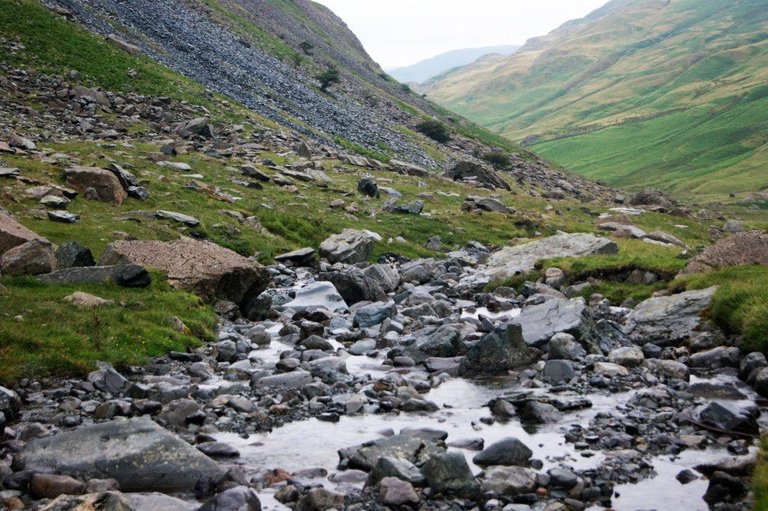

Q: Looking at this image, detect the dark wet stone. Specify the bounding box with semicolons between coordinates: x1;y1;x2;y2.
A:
421;452;480;498
473;437;532;467
38;264;151;288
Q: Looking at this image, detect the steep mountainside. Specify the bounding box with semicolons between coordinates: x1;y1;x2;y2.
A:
389;45;520;84
425;0;768;198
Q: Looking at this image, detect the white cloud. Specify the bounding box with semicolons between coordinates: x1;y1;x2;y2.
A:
314;0;609;68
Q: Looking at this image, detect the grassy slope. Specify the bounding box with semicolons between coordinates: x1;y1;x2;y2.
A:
0;0;619;383
425;0;768;199
0;273;217;384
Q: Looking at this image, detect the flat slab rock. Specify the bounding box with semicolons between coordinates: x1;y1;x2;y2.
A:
623;287;717;346
99;238;267;305
509;297;599;351
20;417;224;492
482;233;618;281
38;265;151;288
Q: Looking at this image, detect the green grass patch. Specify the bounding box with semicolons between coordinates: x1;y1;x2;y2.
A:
753;437;768;511
333;136;391;163
538;239;687;281
675;265;768;353
0;272;216;384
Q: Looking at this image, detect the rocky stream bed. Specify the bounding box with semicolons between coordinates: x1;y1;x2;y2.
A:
1;231;766;511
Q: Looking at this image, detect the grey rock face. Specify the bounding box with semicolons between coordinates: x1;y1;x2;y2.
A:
481;466;536;496
459;324;541;376
319;229;376;264
55;241;95;268
623;287;717;346
277;281;348;313
482;233;618;281
324;267;387;305
198;486;262;511
547;332;586;360
542;359;575;384
339;434;443;471
353;301;396;328
472;437;532;467
421;452;480;498
38;265;151;288
510;297;599;351
20;417;224;492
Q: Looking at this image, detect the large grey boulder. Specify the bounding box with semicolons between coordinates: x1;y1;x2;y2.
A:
444;161;510;190
481;466;537;496
473;437;532;467
55;241;95;268
20;417;224;492
623;287;717;346
100;238;267;307
398;325;465;364
319;229;377;264
0;386;21;421
339;434;444;471
421;452;480;499
38;265;151;288
198;486;262;511
275;281;348;313
510;297;599;352
482;233;618;281
460;324;541;376
323;266;387;305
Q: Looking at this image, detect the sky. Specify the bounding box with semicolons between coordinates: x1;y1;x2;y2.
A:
314;0;609;69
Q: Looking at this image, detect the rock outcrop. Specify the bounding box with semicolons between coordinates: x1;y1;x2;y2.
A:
482;233;618;281
20;417;225;492
99;238;267;306
682;231;768;274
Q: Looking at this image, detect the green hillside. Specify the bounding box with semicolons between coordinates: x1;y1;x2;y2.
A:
425;0;768;199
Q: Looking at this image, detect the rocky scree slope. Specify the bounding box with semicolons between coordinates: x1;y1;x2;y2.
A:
40;0;539;174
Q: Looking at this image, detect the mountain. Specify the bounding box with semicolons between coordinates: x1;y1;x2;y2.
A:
388;45;520;84
425;0;768;199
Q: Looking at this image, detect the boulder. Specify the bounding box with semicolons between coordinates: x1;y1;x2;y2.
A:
180;117;214;138
682;231;768;274
473;437;532;467
339;434;443;471
0;209;46;255
274;247;316;267
323;266;386;305
156;210;200;227
30;474;86;499
19;417;224;492
542;359;575;384
629;188;678;209
107;34;141;55
198;486;262;511
608;346;645;367
363;264;399;292
444;161;510;190
547;332;586;360
63;292;115;307
510;297;599;351
357;178;379;198
0;386;21;420
623;287;717;346
459;324;541;376
481;466;537;496
482;233;618;281
697;401;759;435
65;166;127;204
55;241;95;268
319;229;377;264
99;238;267;306
275;281;348;313
378;477;420;506
367;457;426;486
38;265;151;288
421;452;480;498
0;239;56;275
353;301;396;328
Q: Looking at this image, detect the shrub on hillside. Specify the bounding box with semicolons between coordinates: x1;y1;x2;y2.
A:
481;151;512;170
316;65;340;91
416;120;451;143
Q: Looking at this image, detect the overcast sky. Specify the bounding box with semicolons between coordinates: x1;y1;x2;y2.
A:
314;0;609;69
